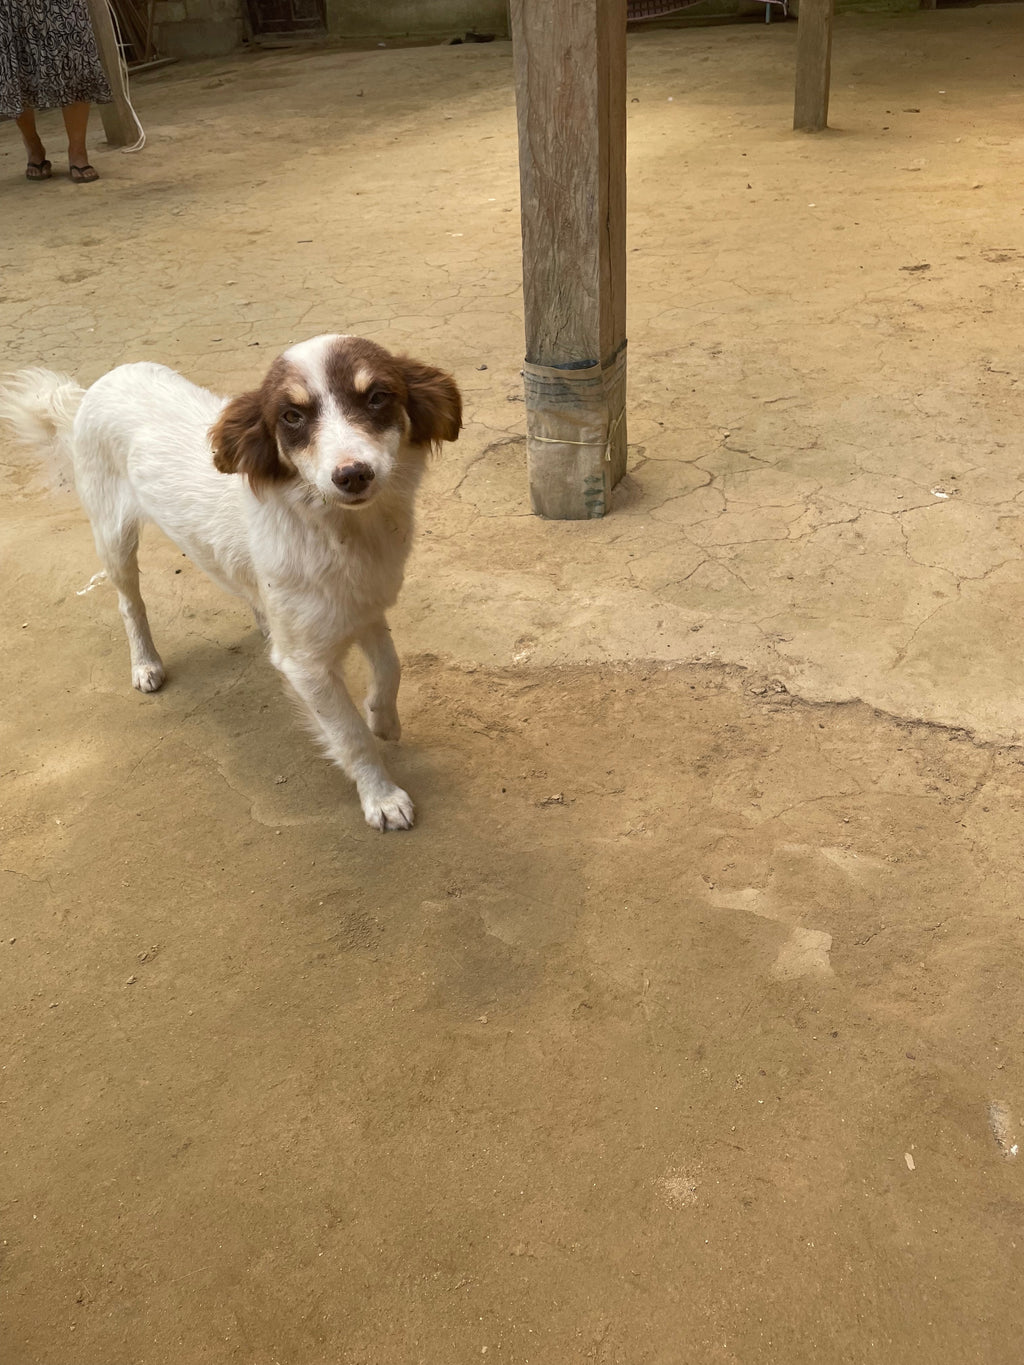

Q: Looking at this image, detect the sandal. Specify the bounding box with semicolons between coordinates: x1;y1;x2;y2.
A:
69;163;99;184
25;159;52;181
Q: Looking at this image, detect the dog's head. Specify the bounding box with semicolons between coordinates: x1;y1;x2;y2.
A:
210;334;462;506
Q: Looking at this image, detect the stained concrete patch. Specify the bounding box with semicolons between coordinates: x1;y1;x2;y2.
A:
771;925;834;981
659;1168;700;1209
705;872;834;980
988;1101;1020;1160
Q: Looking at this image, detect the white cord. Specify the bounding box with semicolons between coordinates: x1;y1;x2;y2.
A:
105;0;146;152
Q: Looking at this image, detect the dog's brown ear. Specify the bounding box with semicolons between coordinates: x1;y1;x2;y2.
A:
401;360;462;449
210;391;288;493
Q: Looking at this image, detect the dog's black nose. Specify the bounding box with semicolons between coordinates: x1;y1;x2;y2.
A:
332;462;375;494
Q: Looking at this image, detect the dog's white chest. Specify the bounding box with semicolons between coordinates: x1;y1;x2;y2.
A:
258;504;411;645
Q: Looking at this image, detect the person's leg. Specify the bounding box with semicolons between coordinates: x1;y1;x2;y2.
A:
16;109;51;178
62;101;99;182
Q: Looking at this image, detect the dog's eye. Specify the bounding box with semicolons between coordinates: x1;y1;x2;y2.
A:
366;389;391;411
280;408;305;427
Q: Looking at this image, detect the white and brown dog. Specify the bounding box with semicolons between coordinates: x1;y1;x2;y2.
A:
0;335;462;830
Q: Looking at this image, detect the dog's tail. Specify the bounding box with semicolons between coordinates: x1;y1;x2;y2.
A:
0;368;85;492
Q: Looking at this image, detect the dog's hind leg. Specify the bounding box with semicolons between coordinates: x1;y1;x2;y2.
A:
93;520;166;693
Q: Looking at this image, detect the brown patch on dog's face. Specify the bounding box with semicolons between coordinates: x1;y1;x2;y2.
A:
210;366;292;494
322;337;410;442
322;337;462;450
211;360;323;493
212;336;462;499
262;360;322;467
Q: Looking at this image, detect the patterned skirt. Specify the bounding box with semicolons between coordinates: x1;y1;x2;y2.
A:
1;0;113;118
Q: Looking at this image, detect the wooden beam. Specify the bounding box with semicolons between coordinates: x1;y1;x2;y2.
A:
793;0;834;133
84;0;140;148
510;0;628;520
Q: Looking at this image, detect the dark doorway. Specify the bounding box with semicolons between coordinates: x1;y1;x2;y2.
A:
245;0;326;37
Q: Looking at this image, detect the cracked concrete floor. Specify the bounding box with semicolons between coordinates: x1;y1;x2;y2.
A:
4;8;1024;1364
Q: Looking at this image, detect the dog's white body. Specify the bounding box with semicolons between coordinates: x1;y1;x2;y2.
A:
0;336;462;830
81;363;266;613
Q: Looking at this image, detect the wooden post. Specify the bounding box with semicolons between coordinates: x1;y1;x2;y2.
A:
510;0;628;520
85;0;140;148
793;0;834;133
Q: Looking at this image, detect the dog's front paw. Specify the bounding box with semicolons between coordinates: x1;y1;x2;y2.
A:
361;783;415;832
366;704;401;742
132;661;166;693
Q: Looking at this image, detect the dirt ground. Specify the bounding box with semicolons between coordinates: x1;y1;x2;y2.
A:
3;8;1024;1363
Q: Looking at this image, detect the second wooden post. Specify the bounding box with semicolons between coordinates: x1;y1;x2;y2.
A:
793;0;834;133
